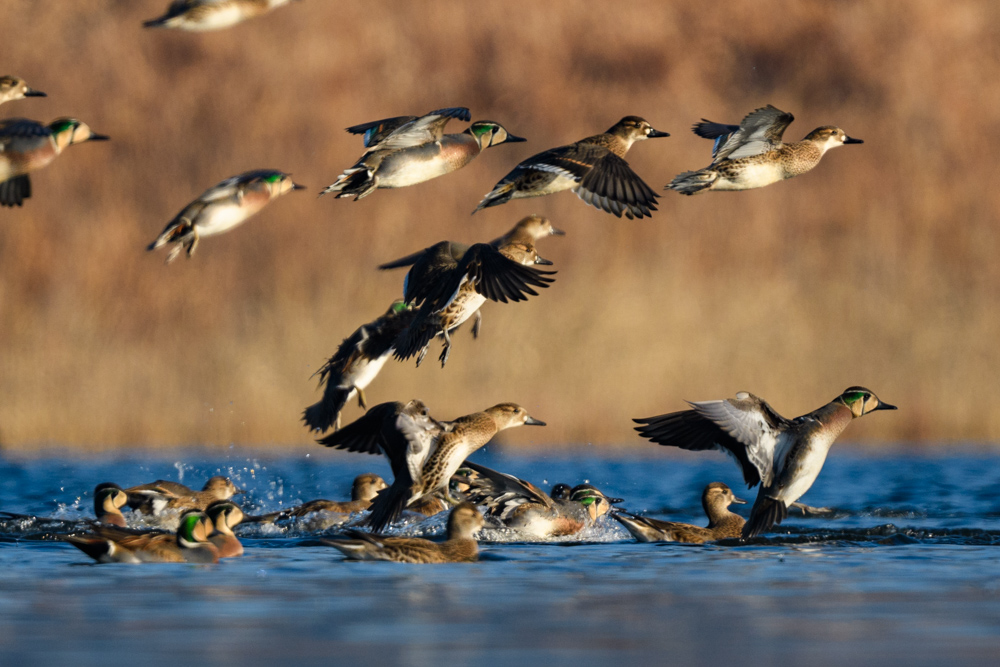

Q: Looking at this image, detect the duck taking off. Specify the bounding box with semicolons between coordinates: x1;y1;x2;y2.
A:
302;300;417;434
146;170;304;263
320;107;524;200
475;116;668;219
384;215;561;367
634;387;896;538
667;105;862;194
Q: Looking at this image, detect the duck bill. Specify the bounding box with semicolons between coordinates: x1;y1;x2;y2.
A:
872;401;897;411
292;183;307;190
605;495;624;504
534;255;554;266
524;416;546;426
87;133;111;142
843;136;864;144
549;226;566;236
732;496;748;505
232;488;247;495
24;88;46;97
648;129;670;138
504;133;527;143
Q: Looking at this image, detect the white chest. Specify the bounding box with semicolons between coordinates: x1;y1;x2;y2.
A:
339;352;390;390
195;203;252;236
717;162;785;190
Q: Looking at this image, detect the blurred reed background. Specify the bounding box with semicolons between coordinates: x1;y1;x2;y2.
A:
0;0;996;450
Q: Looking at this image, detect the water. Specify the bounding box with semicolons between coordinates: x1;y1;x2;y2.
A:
1;447;999;666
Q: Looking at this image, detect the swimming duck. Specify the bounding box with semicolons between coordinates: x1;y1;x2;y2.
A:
462;462;622;538
384;215;560;366
0;117;109;207
64;510;219;564
125;475;245;516
667;105;863;194
634;387;896;537
143;0;297;31
321;502;484;563
320;107;524;200
475;116;667;218
612;482;746;543
317;400;544;532
146;169;304;263
0;76;45;106
204;500;244;557
245;473;390;528
302;301;417;434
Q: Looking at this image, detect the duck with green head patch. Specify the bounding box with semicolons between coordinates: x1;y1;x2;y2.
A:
0;117;109;207
302;300;418;434
146;169;304;263
634;387;896;538
63;509;219;564
320;107;525;200
462;461;622;538
668;105;863;194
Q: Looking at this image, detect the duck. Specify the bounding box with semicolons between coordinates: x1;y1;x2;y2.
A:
475;116;667;218
634;387;896;537
0;117;109;207
63;510;219;563
667;105;863;194
146;169;304;263
92;482;129;527
125;475;245;517
204;500;244;557
462;462;622;538
612;482;746;543
317;400;544;532
143;0;297;31
245;473;389;528
321;502;484;563
320;107;524;200
384;215;561;366
0;76;45;106
302;301;417;434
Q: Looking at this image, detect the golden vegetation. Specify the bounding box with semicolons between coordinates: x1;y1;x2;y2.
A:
0;1;997;449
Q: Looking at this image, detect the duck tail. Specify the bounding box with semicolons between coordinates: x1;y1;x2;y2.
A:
302;388;351;434
0;175;31;208
742;495;787;538
473;181;516;214
319;167;376;200
667;169;717;195
363;484;412;533
63;536;116;562
611;512;661;543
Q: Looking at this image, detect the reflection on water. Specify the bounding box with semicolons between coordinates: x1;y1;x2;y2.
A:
1;449;999;665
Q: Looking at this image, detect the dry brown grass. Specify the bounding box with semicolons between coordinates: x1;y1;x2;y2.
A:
0;0;997;450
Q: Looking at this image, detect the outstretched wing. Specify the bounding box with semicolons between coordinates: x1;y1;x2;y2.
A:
379;241;467;306
434;243;556;308
576;152;659;219
709;105;795;162
316;402;402;456
634;392;790;488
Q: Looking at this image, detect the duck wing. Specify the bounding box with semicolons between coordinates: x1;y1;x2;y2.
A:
576;152;659;219
434;243;556;308
379;241;468;306
634;392;791;488
708;105;795;162
359;107;471;152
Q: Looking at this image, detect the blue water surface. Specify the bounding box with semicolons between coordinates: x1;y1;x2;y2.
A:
1;446;999;666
